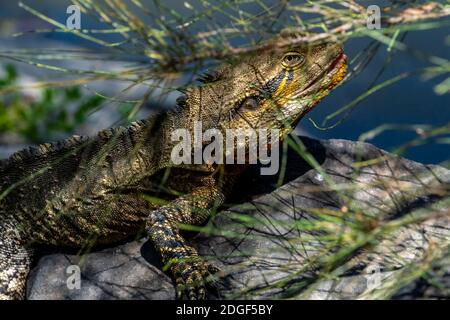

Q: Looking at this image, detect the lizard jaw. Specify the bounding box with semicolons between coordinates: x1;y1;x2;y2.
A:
299;52;348;99
278;52;347;131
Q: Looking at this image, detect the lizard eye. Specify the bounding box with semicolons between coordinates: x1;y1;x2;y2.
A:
281;52;304;68
239;96;259;112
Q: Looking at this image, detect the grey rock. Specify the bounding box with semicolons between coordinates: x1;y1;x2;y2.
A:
27;240;175;300
24;137;450;299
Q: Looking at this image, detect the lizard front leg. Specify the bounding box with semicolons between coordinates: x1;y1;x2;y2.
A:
146;185;224;300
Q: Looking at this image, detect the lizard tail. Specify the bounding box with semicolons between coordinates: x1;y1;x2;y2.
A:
0;219;33;300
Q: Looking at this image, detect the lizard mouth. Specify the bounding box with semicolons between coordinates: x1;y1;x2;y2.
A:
280;51;347;130
326;52;348;85
299;52;348;98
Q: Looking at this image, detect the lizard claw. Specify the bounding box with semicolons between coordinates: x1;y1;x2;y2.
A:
172;257;220;300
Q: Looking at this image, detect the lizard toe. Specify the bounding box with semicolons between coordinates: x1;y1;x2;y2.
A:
172;258;220;300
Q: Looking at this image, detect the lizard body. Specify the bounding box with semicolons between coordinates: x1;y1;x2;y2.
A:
0;40;347;299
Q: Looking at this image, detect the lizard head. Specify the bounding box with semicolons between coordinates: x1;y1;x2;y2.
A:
180;41;347;139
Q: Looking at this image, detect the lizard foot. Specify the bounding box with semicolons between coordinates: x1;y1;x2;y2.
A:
171;256;220;300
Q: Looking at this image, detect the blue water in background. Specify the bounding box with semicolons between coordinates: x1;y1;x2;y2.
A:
0;0;449;165
310;28;450;165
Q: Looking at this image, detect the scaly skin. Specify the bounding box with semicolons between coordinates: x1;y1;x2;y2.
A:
0;40;347;299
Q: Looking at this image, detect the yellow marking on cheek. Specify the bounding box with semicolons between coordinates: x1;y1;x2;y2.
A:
284;74;299;98
274;70;299;105
273;69;288;98
263;69;301;108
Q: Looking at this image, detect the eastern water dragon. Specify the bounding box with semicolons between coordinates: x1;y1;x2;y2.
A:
0;40;347;299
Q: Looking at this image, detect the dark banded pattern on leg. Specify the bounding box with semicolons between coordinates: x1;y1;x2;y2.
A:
146;185;224;299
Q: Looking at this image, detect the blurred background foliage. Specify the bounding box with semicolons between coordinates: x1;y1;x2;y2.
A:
0;64;104;143
0;0;449;163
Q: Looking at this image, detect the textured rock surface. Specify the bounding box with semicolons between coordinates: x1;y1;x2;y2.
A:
27;240;175;299
23;137;450;299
